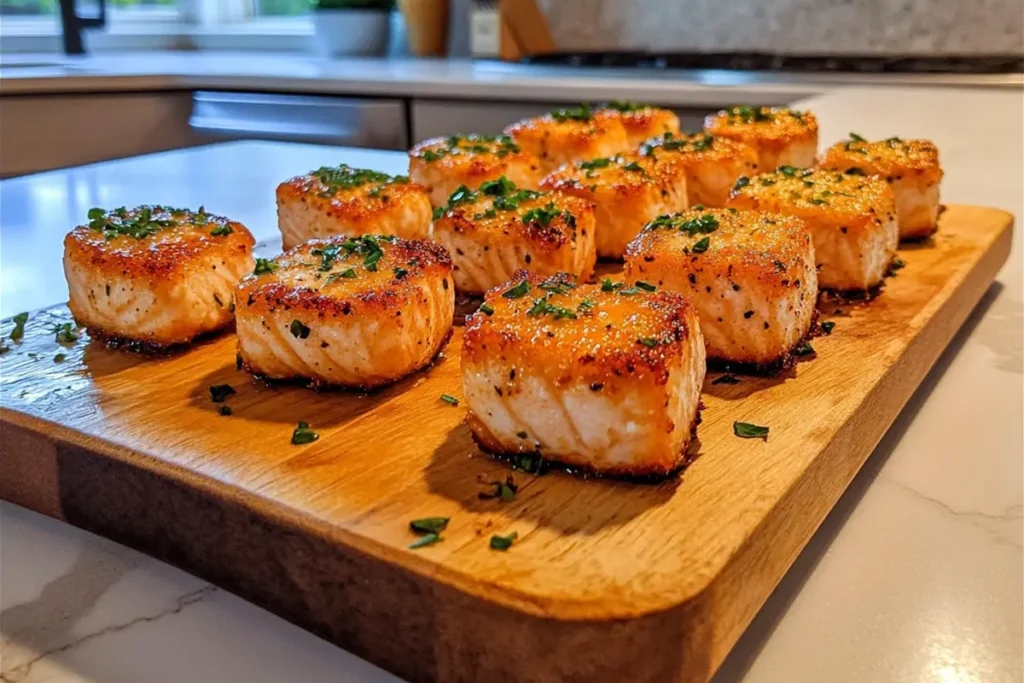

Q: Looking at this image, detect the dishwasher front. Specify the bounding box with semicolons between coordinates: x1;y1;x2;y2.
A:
189;91;408;150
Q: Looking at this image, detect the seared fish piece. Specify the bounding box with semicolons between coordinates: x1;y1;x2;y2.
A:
63;205;255;347
462;271;705;477
819;135;943;240
624;208;817;371
703;106;818;171
431;177;596;296
235;235;454;389
276;164;431;250
540;153;688;259
728;167;898;292
503;104;629;173
600;100;681;148
640;132;759;207
408;134;544;208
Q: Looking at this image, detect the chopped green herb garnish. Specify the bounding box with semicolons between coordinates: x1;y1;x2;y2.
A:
53;323;79;345
291;421;319;445
526;297;577;320
440;393;460;406
522;202;572;228
54;353;67;363
512;452;544;474
480;176;518;196
550;103;592;122
793;340;815;356
821;321;835;335
537;279;575;295
734;422;769;439
86;206;177;240
604;99;647;113
712;374;741;385
490;531;518;551
502;280;531;299
254;258;278;275
600;277;621;292
848;132;866;142
692;236;711;253
410;517;449;534
479;476;518;501
326;268;357;284
209;384;236;403
634;281;657;292
810;198;828;205
289;320;311;339
210;224;233;237
479;303;495;316
312;244;343;271
618;286;640;296
777;165;798;177
724;105;772;123
622;161;647;174
409;533;442;549
733;177;751;191
891;257;906;271
311;165;403;196
10;312;28;341
578;157;612;170
637;337;659;348
218;405;233;416
393;267;408;279
577;298;596;313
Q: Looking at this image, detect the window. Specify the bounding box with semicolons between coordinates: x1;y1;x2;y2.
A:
0;0;179;16
254;0;310;16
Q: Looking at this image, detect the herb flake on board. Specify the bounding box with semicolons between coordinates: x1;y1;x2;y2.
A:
734;422;769;439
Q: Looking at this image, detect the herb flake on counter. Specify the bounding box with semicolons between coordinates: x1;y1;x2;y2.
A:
10;312;28;341
712;374;741;385
53;323;79;345
439;393;460;406
734;422;769;440
409;533;442;549
291;421;319;445
54;353;67;363
479;476;518;502
218;405;233;416
793;340;816;356
820;321;835;335
410;517;449;534
490;531;518;551
289;320;311;339
512;452;544;474
209;384;236;403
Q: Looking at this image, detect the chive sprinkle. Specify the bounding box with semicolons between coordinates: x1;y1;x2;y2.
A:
409;517;449;534
734;422;769;439
9;312;28;341
479;303;495;316
254;258;278;275
440;393;460;406
502;280;531;299
289;320;311;339
209;384;236;403
490;531;518;551
821;321;835;335
291;421;319;445
409;533;442;549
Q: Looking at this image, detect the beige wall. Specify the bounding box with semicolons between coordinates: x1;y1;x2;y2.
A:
537;0;1024;56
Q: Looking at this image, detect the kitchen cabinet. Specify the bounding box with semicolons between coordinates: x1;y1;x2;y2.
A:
0;92;206;178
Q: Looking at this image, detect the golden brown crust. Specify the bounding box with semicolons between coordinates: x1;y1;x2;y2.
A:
432;186;594;253
503;107;629;166
237;235;452;318
819;137;943;183
276;167;428;225
704;107;818;150
640;132;760;169
408;134;541;178
63;205;255;279
539;152;681;197
462;271;698;387
599;105;680;145
727;168;897;235
624;208;813;298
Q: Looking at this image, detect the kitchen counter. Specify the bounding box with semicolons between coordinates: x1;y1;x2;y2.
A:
1;86;1022;683
1;52;1021;105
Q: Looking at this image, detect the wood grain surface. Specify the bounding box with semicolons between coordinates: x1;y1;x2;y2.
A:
0;205;1012;683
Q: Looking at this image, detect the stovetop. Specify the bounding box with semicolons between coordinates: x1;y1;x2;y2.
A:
521;52;1024;75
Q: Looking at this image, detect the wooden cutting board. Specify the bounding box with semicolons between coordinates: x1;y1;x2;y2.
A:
0;205;1012;683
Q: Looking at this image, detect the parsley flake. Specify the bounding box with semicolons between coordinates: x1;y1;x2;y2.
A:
821;321;835;335
490;531;518;551
502;280;531;299
209;384;236;403
440;393;460;406
254;258;278;275
291;421;319;445
734;422;769;439
289;320;311;339
9;312;28;341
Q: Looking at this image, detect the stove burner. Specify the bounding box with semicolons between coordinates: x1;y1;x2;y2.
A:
520;52;1024;74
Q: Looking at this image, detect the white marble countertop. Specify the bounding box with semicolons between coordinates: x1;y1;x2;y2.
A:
1;52;1021;105
1;86;1022;683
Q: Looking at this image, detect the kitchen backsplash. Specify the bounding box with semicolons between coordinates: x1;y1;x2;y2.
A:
532;0;1024;56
